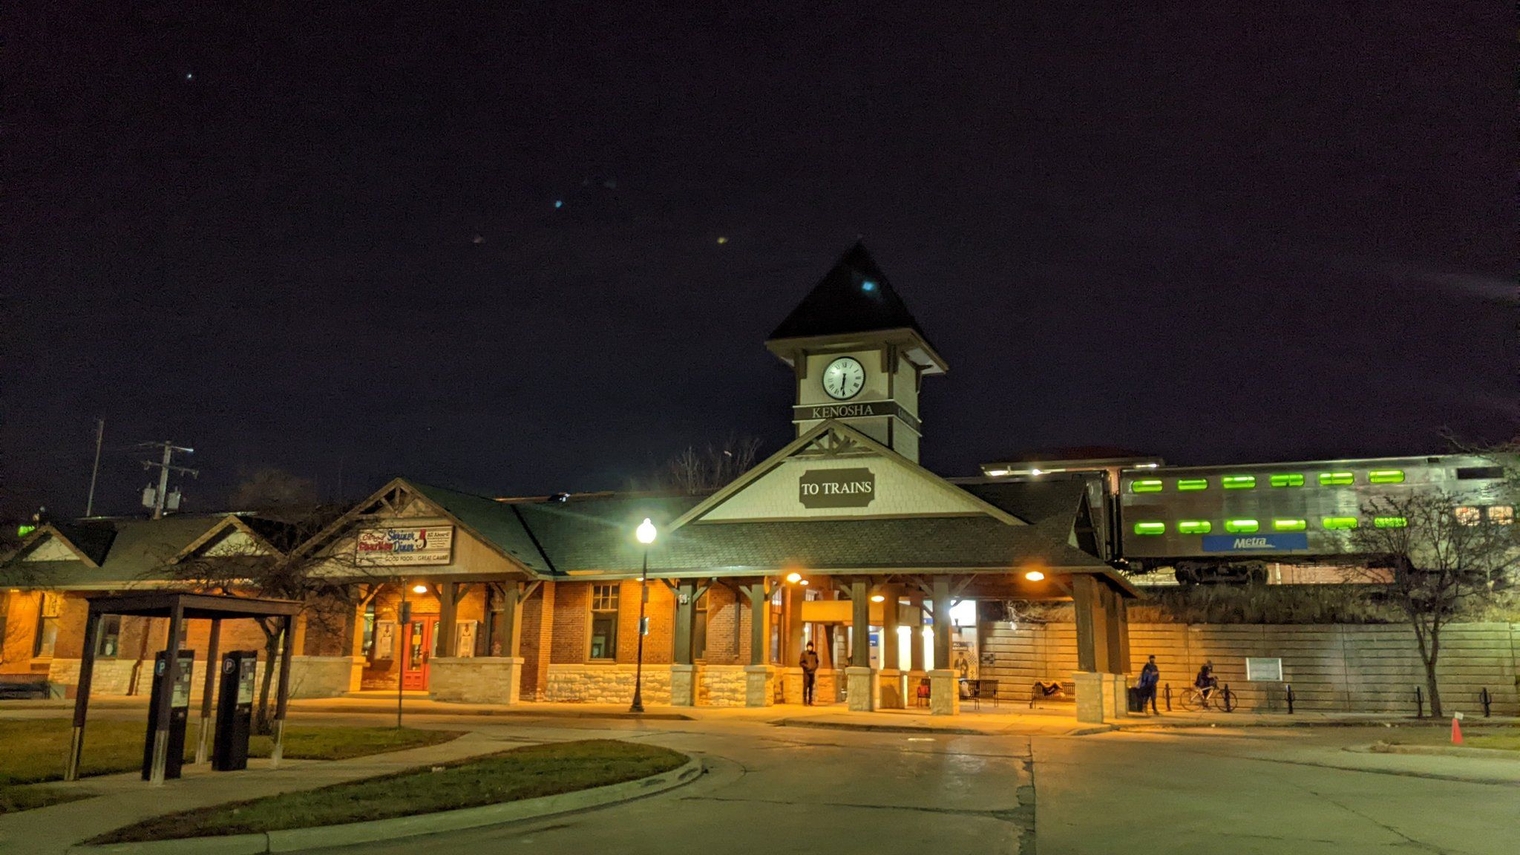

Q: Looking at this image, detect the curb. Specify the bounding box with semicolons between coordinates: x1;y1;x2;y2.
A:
71;755;704;855
289;703;695;721
775;718;988;736
1367;741;1520;760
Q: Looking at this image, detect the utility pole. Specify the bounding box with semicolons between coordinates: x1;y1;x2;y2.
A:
138;441;198;519
85;419;105;517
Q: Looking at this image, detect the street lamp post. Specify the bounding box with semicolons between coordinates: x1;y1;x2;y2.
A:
630;518;657;713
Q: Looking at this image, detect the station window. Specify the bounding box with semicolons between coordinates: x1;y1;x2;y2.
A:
1373;516;1408;529
1133;521;1166;536
1321;516;1359;531
1489;506;1514;525
1272;518;1307;532
1221;475;1256;489
33;592;62;658
1176;478;1209;492
1269;473;1305;487
1129;479;1163;494
1223;518;1259;533
1368;470;1406;485
1454;507;1482;527
1177;520;1212;534
94;614;122;658
589;584;620;660
1318;472;1355;486
1456;466;1504;480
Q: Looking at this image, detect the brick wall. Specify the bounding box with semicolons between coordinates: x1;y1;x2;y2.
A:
703;585;752;665
519;581;554;700
551;582;590;664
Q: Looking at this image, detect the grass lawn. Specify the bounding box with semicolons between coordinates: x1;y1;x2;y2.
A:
1466;732;1520;751
95;739;688;843
0;719;462;815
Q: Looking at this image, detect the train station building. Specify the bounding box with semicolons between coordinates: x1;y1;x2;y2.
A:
1;244;1144;720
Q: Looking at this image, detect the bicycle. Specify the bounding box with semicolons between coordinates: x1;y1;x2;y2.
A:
1179;683;1236;712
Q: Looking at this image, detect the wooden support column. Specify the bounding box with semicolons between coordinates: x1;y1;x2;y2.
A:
271;614;295;767
194;619;222;765
438;581;458;657
673;579;698;665
850;579;870;667
784;583;804;667
745;581;770;666
908;595;926;672
1105;584;1130;674
1072;574;1105;673
149;601;185;785
64;609;104;782
881;585;900;671
931;577;952;670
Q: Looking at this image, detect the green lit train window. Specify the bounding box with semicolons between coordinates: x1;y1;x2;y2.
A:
1133;521;1166;535
1177;520;1212;534
1223;518;1259;533
1373;516;1408;528
1318;472;1355;486
1322;516;1359;530
1176;478;1208;492
1272;518;1307;532
1221;475;1256;489
1129;479;1163;493
1368;470;1405;484
1270;473;1304;487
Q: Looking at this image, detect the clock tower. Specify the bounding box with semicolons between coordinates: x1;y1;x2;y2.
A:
765;242;948;462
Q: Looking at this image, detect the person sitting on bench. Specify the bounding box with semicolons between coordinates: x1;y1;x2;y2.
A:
1033;680;1065;698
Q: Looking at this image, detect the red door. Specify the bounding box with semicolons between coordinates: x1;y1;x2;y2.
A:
401;616;438;691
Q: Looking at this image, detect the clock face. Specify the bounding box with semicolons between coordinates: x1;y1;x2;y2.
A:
822;357;865;400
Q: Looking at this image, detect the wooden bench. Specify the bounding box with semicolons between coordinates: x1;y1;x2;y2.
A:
1029;680;1073;708
0;676;54;700
962;679;1000;710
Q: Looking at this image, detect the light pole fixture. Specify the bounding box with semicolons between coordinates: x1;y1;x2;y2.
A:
1024;570;1045;582
630;518;656;713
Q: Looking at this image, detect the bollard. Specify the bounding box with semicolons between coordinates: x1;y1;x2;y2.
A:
1414;686;1424;719
1164;683;1172;712
1480;688;1492;718
1286;684;1295;715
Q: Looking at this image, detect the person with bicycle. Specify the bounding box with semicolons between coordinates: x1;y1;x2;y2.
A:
1194;661;1218;701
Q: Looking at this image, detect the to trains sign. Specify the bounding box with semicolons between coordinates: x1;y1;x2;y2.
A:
798;468;876;509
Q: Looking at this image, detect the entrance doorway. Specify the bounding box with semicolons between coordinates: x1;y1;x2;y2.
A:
401;615;439;691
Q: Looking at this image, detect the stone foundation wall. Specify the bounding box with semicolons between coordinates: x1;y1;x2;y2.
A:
544;663;671;704
697;664;747;707
430;657;521;704
44;655;355;700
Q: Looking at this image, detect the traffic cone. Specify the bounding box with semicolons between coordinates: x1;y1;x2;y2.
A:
1451;712;1464;745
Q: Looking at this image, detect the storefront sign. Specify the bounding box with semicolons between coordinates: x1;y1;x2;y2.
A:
798;468;876;509
1201;533;1309;553
355;526;454;566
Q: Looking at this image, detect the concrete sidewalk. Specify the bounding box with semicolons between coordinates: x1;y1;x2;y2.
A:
0;730;520;855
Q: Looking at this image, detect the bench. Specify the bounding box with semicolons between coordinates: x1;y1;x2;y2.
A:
1029;680;1073;708
0;676;54;700
961;678;1000;710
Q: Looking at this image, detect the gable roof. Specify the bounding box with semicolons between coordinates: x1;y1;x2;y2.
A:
1;515;244;589
768;241;938;354
670;420;1023;530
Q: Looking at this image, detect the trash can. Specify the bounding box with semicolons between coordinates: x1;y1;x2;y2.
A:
1127;686;1144;713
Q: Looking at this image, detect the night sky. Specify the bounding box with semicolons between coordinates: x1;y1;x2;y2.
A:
3;3;1514;519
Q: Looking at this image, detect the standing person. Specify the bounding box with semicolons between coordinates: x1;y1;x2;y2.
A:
799;641;821;705
1138;655;1161;714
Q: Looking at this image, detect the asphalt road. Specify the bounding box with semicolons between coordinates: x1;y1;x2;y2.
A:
293;715;1516;855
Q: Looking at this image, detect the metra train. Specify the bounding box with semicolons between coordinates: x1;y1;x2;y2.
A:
980;453;1512;584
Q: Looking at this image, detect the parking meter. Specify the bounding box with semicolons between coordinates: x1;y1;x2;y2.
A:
213;651;258;771
141;649;194;780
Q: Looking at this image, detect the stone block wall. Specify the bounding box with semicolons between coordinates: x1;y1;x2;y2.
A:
431;657;520;704
544;663;671;704
697;664;747;707
44;654;355;700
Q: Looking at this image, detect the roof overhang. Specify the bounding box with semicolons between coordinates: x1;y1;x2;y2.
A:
765;328;948;375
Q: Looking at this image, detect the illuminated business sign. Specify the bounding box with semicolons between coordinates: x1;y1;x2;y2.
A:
799;468;876;509
355;526;454;566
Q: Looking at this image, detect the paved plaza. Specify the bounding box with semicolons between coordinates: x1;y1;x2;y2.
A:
2;701;1516;854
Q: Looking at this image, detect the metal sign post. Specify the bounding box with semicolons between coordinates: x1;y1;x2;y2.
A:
396;598;411;729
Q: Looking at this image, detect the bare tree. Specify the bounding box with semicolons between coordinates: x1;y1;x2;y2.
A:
1348;491;1518;717
661;434;763;494
231;468;319;510
160;507;370;733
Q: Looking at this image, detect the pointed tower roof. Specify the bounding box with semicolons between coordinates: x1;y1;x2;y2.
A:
767;241;946;373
